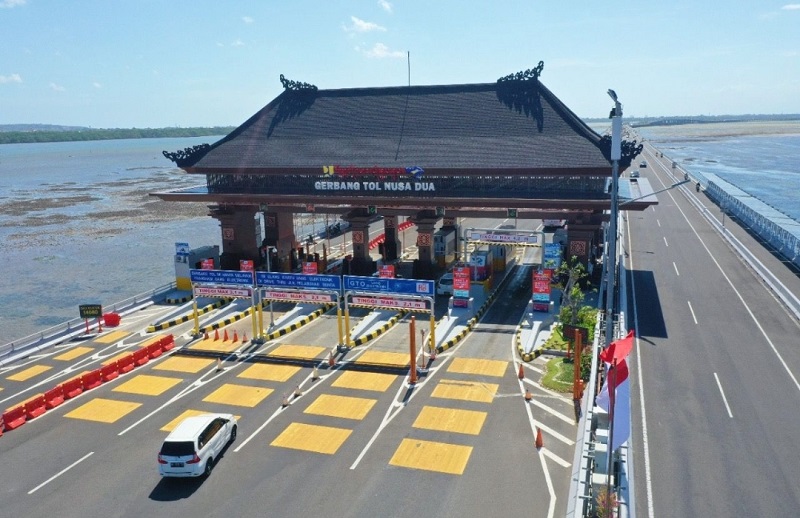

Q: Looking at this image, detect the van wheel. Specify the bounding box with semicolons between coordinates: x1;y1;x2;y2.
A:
204;458;213;477
230;425;237;443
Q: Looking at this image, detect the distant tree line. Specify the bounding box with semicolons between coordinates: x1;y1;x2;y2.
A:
0;126;236;145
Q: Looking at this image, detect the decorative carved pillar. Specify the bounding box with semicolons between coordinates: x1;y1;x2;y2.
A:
262;210;296;272
342;209;377;275
411;211;439;279
210;205;260;270
382;216;402;262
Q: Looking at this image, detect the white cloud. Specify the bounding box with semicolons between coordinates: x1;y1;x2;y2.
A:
0;73;22;83
378;0;393;14
231;38;245;47
49;82;65;92
242;16;254;24
781;4;800;10
93;82;102;89
344;16;386;33
363;42;404;59
0;0;27;8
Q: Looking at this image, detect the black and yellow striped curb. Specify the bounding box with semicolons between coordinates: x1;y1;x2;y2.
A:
349;311;406;347
147;298;230;332
165;293;192;304
263;304;335;341
435;287;500;354
516;328;544;363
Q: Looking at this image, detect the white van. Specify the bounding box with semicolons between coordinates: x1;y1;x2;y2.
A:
158;413;238;478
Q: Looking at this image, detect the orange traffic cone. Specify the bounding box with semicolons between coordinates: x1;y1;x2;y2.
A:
518;363;525;380
214;329;219;341
223;329;229;342
232;330;239;342
328;351;336;367
525;389;532;401
535;428;544;449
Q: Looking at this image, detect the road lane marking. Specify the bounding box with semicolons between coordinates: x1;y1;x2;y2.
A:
657;219;661;227
663;236;669;247
713;372;734;418
672;262;679;276
28;452;94;495
541;447;570;468
687;301;698;324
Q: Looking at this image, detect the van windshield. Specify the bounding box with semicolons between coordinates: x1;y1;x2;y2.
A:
160;441;195;457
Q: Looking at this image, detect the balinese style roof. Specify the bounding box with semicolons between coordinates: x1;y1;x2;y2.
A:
183;77;612;174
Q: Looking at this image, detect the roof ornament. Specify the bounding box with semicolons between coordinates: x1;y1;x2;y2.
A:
279;74;318;92
162;144;210;167
497;61;544;83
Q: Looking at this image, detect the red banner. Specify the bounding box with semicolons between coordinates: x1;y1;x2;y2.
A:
303;262;318;274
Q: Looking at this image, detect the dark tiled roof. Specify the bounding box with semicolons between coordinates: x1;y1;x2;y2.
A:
187;80;610;172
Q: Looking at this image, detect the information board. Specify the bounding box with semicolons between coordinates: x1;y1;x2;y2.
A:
344;275;434;296
190;269;254;286
256;271;342;291
79;304;102;319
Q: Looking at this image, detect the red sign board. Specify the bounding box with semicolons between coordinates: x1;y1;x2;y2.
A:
453;267;470;292
303;262;318;274
532;271;551;311
200;259;214;270
379;264;395;278
240;259;254;272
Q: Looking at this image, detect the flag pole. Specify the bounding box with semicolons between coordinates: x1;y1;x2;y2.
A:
606;358;617;495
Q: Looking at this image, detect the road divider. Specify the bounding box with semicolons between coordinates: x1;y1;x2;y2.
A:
3;404;26;431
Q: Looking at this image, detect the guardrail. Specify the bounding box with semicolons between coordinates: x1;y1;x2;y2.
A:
0;282;177;362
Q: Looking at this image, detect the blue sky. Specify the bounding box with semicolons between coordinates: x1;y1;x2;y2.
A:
1;0;798;128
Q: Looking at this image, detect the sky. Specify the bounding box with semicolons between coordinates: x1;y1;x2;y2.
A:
1;0;799;128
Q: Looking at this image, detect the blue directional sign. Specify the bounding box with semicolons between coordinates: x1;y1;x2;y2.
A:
190;269;254;286
344;275;435;296
256;272;342;291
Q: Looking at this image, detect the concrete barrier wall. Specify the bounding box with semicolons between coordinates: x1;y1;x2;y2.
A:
704;173;800;269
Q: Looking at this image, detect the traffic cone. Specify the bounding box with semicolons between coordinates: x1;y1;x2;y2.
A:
535;428;544;449
282;394;290;407
242;332;248;343
312;366;319;381
518;363;525;380
430;346;437;361
525;389;532;401
328;351;336;367
204;331;209;340
216;358;223;372
233;330;239;342
214;329;219;341
294;385;303;398
223;329;229;342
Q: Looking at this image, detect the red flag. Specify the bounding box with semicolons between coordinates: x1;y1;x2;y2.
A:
599;330;634;364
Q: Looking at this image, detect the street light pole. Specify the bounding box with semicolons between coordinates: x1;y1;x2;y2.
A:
605;90;622;349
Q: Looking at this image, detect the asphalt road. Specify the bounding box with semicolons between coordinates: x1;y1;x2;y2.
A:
0;217;576;518
626;148;800;516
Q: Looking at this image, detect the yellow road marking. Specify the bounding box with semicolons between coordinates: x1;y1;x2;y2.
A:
53;346;94;361
447;357;508;377
64;398;142;423
154;356;214;374
355;350;409;367
203;383;273;407
160;409;241;432
413;406;487;435
6;365;52;382
304;394;377;420
269;344;326;359
332;371;396;392
94;330;129;344
112;374;183;396
389;438;472;475
238;363;300;382
189;339;241;353
102;351;133;366
271;423;352;454
431;379;498;403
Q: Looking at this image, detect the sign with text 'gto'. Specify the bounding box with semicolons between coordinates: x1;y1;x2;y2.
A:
344;275;434;296
256;272;342;291
351;296;428;310
190;269;254;286
193;286;252;298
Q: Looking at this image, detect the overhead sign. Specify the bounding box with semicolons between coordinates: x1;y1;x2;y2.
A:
262;291;335;303
468;231;538;244
193;286;252;298
351;296;428;310
190;269;254;286
344;275;434;296
257;271;342;291
175;242;190;256
79;304;102;319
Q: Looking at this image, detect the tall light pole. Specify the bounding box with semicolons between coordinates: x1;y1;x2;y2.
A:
605;89;622;349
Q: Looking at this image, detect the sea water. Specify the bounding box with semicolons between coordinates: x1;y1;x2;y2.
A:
2;123;798;342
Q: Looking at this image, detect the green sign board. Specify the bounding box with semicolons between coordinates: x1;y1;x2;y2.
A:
79;304;103;319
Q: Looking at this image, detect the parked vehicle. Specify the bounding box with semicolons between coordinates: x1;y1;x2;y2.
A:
158;413;237;478
436;273;454;296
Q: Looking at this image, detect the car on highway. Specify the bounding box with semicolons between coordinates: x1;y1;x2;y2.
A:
639;160;647;168
158;413;237;478
630;170;640;178
436;272;454;295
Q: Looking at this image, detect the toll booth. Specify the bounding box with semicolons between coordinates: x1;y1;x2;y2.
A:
488;244;509;272
470;250;493;281
175;245;220;291
434;228;457;268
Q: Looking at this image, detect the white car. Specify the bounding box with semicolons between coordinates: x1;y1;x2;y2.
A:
630;170;640;178
436;273;454;295
158;413;237;478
